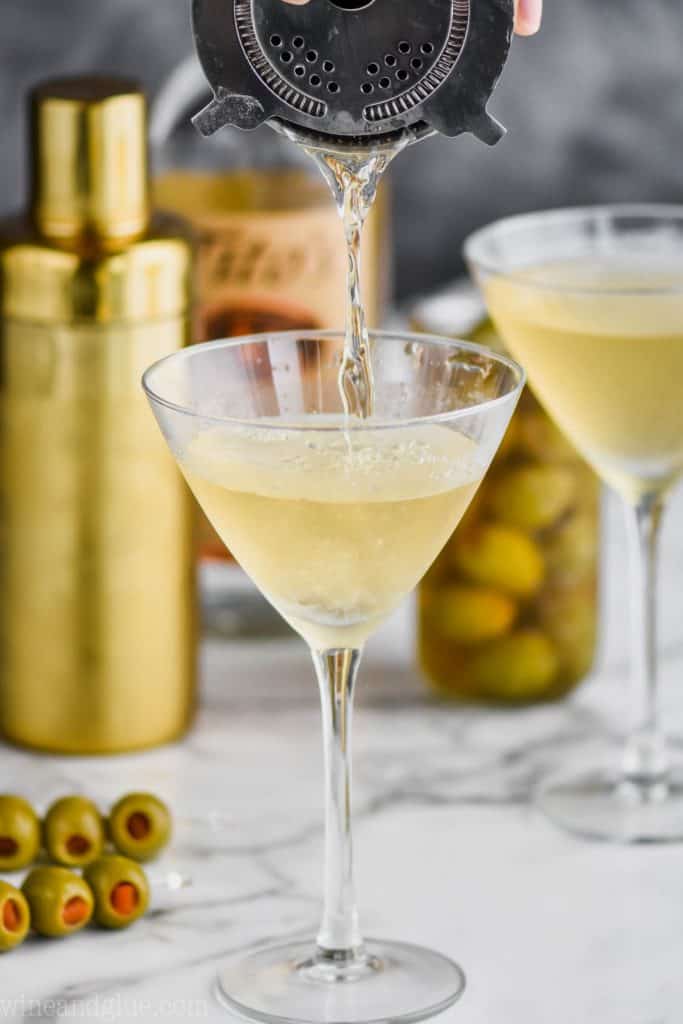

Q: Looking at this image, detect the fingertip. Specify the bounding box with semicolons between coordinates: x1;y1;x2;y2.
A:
515;0;542;36
515;18;541;37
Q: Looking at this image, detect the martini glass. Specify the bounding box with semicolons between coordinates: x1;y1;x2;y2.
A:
143;329;522;1024
466;205;683;843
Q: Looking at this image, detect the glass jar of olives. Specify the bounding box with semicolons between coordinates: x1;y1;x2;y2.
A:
413;284;601;704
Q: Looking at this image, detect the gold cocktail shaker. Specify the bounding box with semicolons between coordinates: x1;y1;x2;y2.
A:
0;77;197;753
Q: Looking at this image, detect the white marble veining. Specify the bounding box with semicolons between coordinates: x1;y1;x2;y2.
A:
2;489;683;1023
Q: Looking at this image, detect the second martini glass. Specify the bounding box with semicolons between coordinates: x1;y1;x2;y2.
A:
466;205;683;843
143;329;522;1024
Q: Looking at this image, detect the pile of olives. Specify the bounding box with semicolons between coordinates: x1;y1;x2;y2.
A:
0;792;171;953
412;293;601;705
420;387;600;704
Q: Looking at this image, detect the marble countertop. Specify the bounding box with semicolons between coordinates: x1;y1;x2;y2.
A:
3;490;683;1024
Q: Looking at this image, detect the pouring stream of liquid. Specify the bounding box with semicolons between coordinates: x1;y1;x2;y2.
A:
304;136;410;419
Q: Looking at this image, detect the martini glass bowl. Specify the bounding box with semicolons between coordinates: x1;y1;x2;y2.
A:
143;329;523;1024
466;205;683;843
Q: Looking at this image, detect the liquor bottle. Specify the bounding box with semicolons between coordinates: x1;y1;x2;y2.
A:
0;76;197;752
150;57;388;638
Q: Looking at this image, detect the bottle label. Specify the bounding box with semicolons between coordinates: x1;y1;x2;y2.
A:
194;205;379;338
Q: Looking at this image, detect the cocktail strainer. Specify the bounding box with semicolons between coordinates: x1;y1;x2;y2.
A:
192;0;514;147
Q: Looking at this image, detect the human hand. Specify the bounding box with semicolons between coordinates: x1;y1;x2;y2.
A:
280;0;543;36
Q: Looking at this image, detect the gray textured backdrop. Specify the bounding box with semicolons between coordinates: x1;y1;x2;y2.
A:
1;0;682;298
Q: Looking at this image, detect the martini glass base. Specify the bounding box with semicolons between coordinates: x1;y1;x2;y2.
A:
536;760;683;843
216;939;466;1024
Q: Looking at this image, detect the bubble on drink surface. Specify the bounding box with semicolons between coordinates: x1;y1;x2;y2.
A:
182;422;484;504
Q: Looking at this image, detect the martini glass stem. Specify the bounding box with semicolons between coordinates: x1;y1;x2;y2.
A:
621;493;668;783
312;647;365;960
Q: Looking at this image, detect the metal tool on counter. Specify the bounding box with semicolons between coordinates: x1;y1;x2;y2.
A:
191;0;514;146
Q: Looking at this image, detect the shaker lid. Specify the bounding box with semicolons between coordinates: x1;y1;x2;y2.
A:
30;76;150;244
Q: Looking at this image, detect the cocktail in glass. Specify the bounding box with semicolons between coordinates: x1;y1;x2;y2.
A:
466;205;683;843
143;329;523;1023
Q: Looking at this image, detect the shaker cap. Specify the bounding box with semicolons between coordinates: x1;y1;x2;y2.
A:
30;76;150;243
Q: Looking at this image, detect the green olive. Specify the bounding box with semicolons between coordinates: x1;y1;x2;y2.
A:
0;881;30;952
485;465;577;532
431;585;517;645
108;793;171;862
470;629;560;701
419;634;474;699
43;796;105;868
450;523;545;598
22;867;93;937
0;795;41;871
542;510;599;585
84;856;150;929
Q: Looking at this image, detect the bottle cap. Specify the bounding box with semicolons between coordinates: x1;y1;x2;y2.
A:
30;76;150;243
